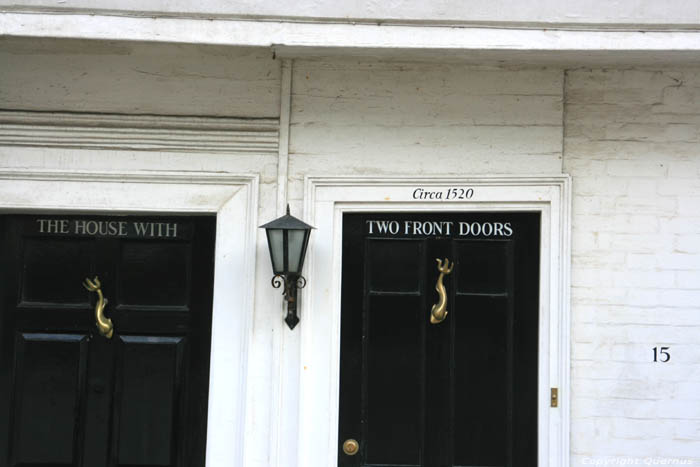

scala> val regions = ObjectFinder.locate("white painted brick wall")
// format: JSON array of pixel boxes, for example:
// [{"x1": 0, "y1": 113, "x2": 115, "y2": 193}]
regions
[
  {"x1": 565, "y1": 68, "x2": 700, "y2": 465},
  {"x1": 287, "y1": 59, "x2": 563, "y2": 205},
  {"x1": 0, "y1": 38, "x2": 281, "y2": 118}
]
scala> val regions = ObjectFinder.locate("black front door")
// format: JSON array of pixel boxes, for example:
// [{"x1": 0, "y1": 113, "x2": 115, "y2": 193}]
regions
[
  {"x1": 339, "y1": 212, "x2": 540, "y2": 467},
  {"x1": 0, "y1": 214, "x2": 215, "y2": 467}
]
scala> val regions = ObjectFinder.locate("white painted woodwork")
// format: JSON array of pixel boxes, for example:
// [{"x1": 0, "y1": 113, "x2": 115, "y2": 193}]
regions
[
  {"x1": 4, "y1": 14, "x2": 700, "y2": 66},
  {"x1": 297, "y1": 176, "x2": 571, "y2": 467},
  {"x1": 0, "y1": 111, "x2": 279, "y2": 153},
  {"x1": 0, "y1": 169, "x2": 258, "y2": 467},
  {"x1": 263, "y1": 57, "x2": 294, "y2": 467},
  {"x1": 276, "y1": 60, "x2": 292, "y2": 214},
  {"x1": 3, "y1": 0, "x2": 700, "y2": 28}
]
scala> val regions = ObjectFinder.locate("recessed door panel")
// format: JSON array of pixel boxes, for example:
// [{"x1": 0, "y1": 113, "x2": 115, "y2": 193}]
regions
[
  {"x1": 367, "y1": 239, "x2": 424, "y2": 294},
  {"x1": 366, "y1": 295, "x2": 424, "y2": 466},
  {"x1": 117, "y1": 241, "x2": 191, "y2": 309},
  {"x1": 20, "y1": 238, "x2": 95, "y2": 307},
  {"x1": 452, "y1": 239, "x2": 513, "y2": 467},
  {"x1": 112, "y1": 335, "x2": 186, "y2": 467},
  {"x1": 364, "y1": 238, "x2": 426, "y2": 466},
  {"x1": 339, "y1": 212, "x2": 539, "y2": 467},
  {"x1": 453, "y1": 240, "x2": 510, "y2": 296},
  {"x1": 453, "y1": 295, "x2": 509, "y2": 467},
  {"x1": 10, "y1": 332, "x2": 88, "y2": 467}
]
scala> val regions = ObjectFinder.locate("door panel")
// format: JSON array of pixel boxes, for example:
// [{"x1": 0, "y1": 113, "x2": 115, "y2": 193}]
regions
[
  {"x1": 453, "y1": 240, "x2": 510, "y2": 295},
  {"x1": 116, "y1": 240, "x2": 191, "y2": 309},
  {"x1": 363, "y1": 238, "x2": 428, "y2": 467},
  {"x1": 365, "y1": 295, "x2": 424, "y2": 466},
  {"x1": 452, "y1": 295, "x2": 509, "y2": 467},
  {"x1": 367, "y1": 239, "x2": 424, "y2": 293},
  {"x1": 0, "y1": 215, "x2": 215, "y2": 467},
  {"x1": 339, "y1": 212, "x2": 539, "y2": 467},
  {"x1": 21, "y1": 238, "x2": 95, "y2": 306},
  {"x1": 10, "y1": 332, "x2": 89, "y2": 467},
  {"x1": 20, "y1": 238, "x2": 96, "y2": 307},
  {"x1": 451, "y1": 240, "x2": 514, "y2": 467},
  {"x1": 112, "y1": 335, "x2": 186, "y2": 467}
]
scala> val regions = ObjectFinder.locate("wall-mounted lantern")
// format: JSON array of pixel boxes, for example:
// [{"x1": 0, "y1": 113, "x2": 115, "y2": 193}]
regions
[{"x1": 260, "y1": 205, "x2": 314, "y2": 329}]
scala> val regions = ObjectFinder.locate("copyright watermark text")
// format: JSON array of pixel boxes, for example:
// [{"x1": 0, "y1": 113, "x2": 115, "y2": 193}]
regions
[{"x1": 581, "y1": 457, "x2": 694, "y2": 466}]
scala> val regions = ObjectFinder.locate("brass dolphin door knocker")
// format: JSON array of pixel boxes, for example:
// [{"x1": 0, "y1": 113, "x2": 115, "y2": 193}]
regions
[
  {"x1": 83, "y1": 276, "x2": 113, "y2": 338},
  {"x1": 430, "y1": 258, "x2": 453, "y2": 324}
]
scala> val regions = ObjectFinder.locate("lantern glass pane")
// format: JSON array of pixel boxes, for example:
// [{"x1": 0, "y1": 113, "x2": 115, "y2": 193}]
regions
[
  {"x1": 267, "y1": 229, "x2": 284, "y2": 274},
  {"x1": 287, "y1": 229, "x2": 308, "y2": 274}
]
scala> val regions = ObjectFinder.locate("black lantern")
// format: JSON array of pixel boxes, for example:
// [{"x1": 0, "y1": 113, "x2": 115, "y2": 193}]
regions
[{"x1": 260, "y1": 205, "x2": 314, "y2": 329}]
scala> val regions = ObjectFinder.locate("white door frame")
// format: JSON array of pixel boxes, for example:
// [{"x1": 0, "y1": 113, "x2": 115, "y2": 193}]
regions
[
  {"x1": 298, "y1": 175, "x2": 571, "y2": 467},
  {"x1": 0, "y1": 168, "x2": 258, "y2": 467}
]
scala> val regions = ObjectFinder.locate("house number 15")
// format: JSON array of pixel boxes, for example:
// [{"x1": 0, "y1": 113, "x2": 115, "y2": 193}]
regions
[{"x1": 653, "y1": 347, "x2": 670, "y2": 362}]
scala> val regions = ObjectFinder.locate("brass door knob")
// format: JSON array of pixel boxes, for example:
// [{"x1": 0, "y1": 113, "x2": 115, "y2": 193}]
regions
[{"x1": 342, "y1": 439, "x2": 359, "y2": 456}]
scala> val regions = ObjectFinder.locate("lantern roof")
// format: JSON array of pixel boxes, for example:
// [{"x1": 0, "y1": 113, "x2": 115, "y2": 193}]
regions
[{"x1": 259, "y1": 205, "x2": 314, "y2": 231}]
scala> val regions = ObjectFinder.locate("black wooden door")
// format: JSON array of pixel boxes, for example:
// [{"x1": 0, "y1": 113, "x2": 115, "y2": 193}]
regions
[
  {"x1": 339, "y1": 212, "x2": 540, "y2": 467},
  {"x1": 0, "y1": 214, "x2": 215, "y2": 467}
]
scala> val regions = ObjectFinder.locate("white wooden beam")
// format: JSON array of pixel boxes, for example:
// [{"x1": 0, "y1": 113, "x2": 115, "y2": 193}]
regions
[{"x1": 3, "y1": 12, "x2": 700, "y2": 65}]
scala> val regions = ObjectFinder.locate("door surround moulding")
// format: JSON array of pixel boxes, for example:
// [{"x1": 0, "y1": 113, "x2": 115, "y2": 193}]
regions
[
  {"x1": 297, "y1": 175, "x2": 571, "y2": 467},
  {"x1": 0, "y1": 168, "x2": 258, "y2": 467}
]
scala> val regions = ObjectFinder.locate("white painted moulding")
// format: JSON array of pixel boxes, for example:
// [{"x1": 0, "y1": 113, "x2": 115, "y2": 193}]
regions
[{"x1": 0, "y1": 111, "x2": 280, "y2": 154}]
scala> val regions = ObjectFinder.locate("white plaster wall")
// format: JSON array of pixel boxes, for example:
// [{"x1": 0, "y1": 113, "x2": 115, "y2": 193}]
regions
[
  {"x1": 565, "y1": 69, "x2": 700, "y2": 465},
  {"x1": 3, "y1": 0, "x2": 700, "y2": 27},
  {"x1": 0, "y1": 38, "x2": 281, "y2": 117},
  {"x1": 287, "y1": 58, "x2": 563, "y2": 205}
]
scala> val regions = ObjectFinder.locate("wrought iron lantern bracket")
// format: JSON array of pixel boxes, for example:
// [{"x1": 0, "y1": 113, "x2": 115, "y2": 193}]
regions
[{"x1": 271, "y1": 273, "x2": 307, "y2": 329}]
